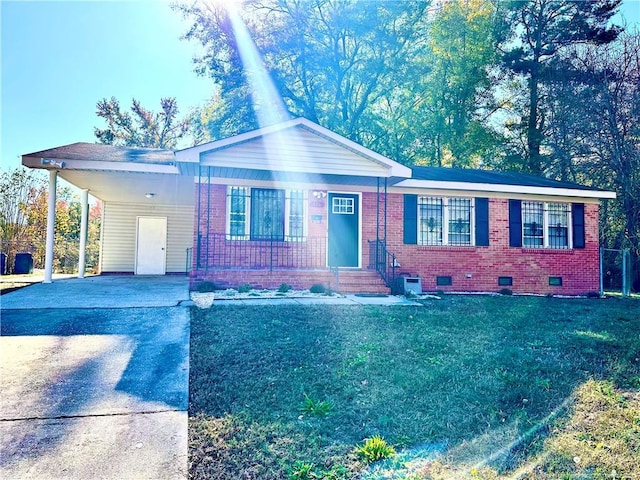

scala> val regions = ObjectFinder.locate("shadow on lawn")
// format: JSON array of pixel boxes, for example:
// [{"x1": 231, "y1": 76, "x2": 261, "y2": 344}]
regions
[{"x1": 188, "y1": 298, "x2": 640, "y2": 479}]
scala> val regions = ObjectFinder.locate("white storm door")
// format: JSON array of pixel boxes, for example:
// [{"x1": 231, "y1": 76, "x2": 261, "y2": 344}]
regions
[{"x1": 135, "y1": 217, "x2": 167, "y2": 275}]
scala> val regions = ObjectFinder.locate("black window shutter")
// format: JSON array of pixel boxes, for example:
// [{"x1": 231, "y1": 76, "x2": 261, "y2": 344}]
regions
[
  {"x1": 475, "y1": 198, "x2": 489, "y2": 246},
  {"x1": 508, "y1": 200, "x2": 522, "y2": 247},
  {"x1": 403, "y1": 194, "x2": 418, "y2": 244},
  {"x1": 572, "y1": 203, "x2": 586, "y2": 249}
]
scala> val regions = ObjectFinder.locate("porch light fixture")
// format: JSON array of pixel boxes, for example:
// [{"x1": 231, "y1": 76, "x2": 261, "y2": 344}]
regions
[
  {"x1": 312, "y1": 190, "x2": 327, "y2": 198},
  {"x1": 145, "y1": 193, "x2": 156, "y2": 199}
]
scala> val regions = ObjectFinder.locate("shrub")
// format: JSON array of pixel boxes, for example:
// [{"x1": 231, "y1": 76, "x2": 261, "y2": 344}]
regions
[
  {"x1": 278, "y1": 283, "x2": 292, "y2": 293},
  {"x1": 499, "y1": 288, "x2": 513, "y2": 296},
  {"x1": 586, "y1": 291, "x2": 601, "y2": 299},
  {"x1": 238, "y1": 283, "x2": 252, "y2": 293},
  {"x1": 196, "y1": 281, "x2": 217, "y2": 293},
  {"x1": 405, "y1": 290, "x2": 417, "y2": 299},
  {"x1": 309, "y1": 283, "x2": 326, "y2": 294},
  {"x1": 356, "y1": 435, "x2": 396, "y2": 463},
  {"x1": 299, "y1": 393, "x2": 333, "y2": 416}
]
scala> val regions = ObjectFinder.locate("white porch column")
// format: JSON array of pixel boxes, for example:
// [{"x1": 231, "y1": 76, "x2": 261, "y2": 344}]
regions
[
  {"x1": 43, "y1": 170, "x2": 57, "y2": 283},
  {"x1": 78, "y1": 189, "x2": 89, "y2": 278}
]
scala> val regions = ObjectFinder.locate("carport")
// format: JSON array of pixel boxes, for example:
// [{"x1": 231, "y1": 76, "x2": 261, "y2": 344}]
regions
[{"x1": 21, "y1": 143, "x2": 194, "y2": 283}]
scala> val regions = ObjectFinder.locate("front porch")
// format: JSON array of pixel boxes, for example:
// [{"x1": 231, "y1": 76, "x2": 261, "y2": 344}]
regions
[{"x1": 189, "y1": 234, "x2": 393, "y2": 294}]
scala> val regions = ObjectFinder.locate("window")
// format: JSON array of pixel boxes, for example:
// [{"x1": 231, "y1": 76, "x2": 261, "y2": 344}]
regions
[
  {"x1": 522, "y1": 201, "x2": 544, "y2": 247},
  {"x1": 448, "y1": 198, "x2": 472, "y2": 245},
  {"x1": 548, "y1": 203, "x2": 570, "y2": 248},
  {"x1": 418, "y1": 197, "x2": 473, "y2": 246},
  {"x1": 287, "y1": 190, "x2": 305, "y2": 240},
  {"x1": 522, "y1": 201, "x2": 571, "y2": 249},
  {"x1": 228, "y1": 187, "x2": 248, "y2": 239},
  {"x1": 227, "y1": 187, "x2": 306, "y2": 241},
  {"x1": 436, "y1": 276, "x2": 452, "y2": 286},
  {"x1": 332, "y1": 197, "x2": 354, "y2": 214},
  {"x1": 549, "y1": 276, "x2": 563, "y2": 286},
  {"x1": 498, "y1": 276, "x2": 513, "y2": 286},
  {"x1": 251, "y1": 188, "x2": 285, "y2": 240}
]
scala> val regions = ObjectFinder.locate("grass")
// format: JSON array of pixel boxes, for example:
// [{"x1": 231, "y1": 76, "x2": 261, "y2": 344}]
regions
[{"x1": 188, "y1": 296, "x2": 640, "y2": 479}]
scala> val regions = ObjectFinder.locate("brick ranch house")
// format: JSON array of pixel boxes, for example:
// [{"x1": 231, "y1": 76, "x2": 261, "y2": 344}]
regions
[{"x1": 23, "y1": 118, "x2": 615, "y2": 295}]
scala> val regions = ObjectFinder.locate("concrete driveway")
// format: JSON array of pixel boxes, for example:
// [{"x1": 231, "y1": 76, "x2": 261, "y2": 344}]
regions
[{"x1": 0, "y1": 275, "x2": 190, "y2": 479}]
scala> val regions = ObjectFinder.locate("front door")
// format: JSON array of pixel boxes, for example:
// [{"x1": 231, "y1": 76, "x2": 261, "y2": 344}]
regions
[
  {"x1": 328, "y1": 193, "x2": 359, "y2": 267},
  {"x1": 135, "y1": 217, "x2": 167, "y2": 275}
]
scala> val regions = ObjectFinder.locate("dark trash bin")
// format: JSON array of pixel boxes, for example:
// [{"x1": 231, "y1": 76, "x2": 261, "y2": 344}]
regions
[
  {"x1": 0, "y1": 252, "x2": 6, "y2": 275},
  {"x1": 14, "y1": 252, "x2": 34, "y2": 275}
]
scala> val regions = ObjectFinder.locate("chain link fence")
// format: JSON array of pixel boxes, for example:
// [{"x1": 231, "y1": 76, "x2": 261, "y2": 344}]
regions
[{"x1": 600, "y1": 248, "x2": 633, "y2": 296}]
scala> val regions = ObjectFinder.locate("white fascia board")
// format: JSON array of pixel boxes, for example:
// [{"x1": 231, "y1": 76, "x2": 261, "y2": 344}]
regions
[
  {"x1": 395, "y1": 179, "x2": 617, "y2": 199},
  {"x1": 22, "y1": 156, "x2": 180, "y2": 175}
]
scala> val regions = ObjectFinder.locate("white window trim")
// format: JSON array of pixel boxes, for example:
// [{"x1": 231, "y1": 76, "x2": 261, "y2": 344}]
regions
[
  {"x1": 226, "y1": 186, "x2": 307, "y2": 241},
  {"x1": 522, "y1": 201, "x2": 572, "y2": 249},
  {"x1": 417, "y1": 197, "x2": 475, "y2": 246}
]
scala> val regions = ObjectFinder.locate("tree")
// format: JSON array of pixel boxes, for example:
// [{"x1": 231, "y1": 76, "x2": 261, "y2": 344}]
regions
[
  {"x1": 499, "y1": 0, "x2": 622, "y2": 174},
  {"x1": 0, "y1": 168, "x2": 44, "y2": 273},
  {"x1": 578, "y1": 33, "x2": 640, "y2": 289},
  {"x1": 176, "y1": 0, "x2": 432, "y2": 163},
  {"x1": 416, "y1": 0, "x2": 503, "y2": 167},
  {"x1": 95, "y1": 97, "x2": 193, "y2": 149}
]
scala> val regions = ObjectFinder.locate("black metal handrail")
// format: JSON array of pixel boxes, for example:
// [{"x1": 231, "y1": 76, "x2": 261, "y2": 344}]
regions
[
  {"x1": 368, "y1": 240, "x2": 397, "y2": 288},
  {"x1": 196, "y1": 233, "x2": 328, "y2": 271}
]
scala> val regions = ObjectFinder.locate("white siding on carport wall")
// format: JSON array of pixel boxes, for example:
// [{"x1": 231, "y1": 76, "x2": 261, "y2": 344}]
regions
[{"x1": 100, "y1": 202, "x2": 193, "y2": 273}]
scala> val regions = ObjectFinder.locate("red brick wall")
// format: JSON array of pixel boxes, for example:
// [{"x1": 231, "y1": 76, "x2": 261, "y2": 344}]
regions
[
  {"x1": 192, "y1": 185, "x2": 601, "y2": 295},
  {"x1": 378, "y1": 194, "x2": 600, "y2": 296}
]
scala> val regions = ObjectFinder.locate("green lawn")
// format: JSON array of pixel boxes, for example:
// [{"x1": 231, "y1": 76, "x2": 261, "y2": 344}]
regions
[{"x1": 188, "y1": 296, "x2": 640, "y2": 479}]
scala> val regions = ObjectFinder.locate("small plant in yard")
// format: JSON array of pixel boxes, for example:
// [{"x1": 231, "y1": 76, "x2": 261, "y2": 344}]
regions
[
  {"x1": 196, "y1": 281, "x2": 217, "y2": 293},
  {"x1": 309, "y1": 283, "x2": 326, "y2": 294},
  {"x1": 288, "y1": 462, "x2": 349, "y2": 480},
  {"x1": 499, "y1": 288, "x2": 513, "y2": 296},
  {"x1": 238, "y1": 283, "x2": 252, "y2": 293},
  {"x1": 289, "y1": 461, "x2": 316, "y2": 480},
  {"x1": 355, "y1": 435, "x2": 396, "y2": 463},
  {"x1": 278, "y1": 283, "x2": 292, "y2": 293},
  {"x1": 299, "y1": 393, "x2": 333, "y2": 416},
  {"x1": 405, "y1": 290, "x2": 417, "y2": 299}
]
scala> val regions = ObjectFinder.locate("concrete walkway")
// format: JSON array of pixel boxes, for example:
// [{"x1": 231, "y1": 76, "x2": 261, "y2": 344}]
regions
[{"x1": 0, "y1": 275, "x2": 190, "y2": 480}]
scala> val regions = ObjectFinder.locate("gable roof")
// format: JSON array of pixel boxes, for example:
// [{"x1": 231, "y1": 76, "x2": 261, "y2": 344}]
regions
[
  {"x1": 175, "y1": 117, "x2": 412, "y2": 180},
  {"x1": 396, "y1": 166, "x2": 616, "y2": 199}
]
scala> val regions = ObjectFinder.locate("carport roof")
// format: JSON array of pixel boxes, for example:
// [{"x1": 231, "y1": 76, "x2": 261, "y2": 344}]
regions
[{"x1": 24, "y1": 142, "x2": 175, "y2": 165}]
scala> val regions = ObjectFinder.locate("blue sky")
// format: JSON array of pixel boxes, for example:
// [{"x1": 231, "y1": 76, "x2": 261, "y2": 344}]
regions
[
  {"x1": 1, "y1": 1, "x2": 212, "y2": 172},
  {"x1": 2, "y1": 0, "x2": 639, "y2": 173}
]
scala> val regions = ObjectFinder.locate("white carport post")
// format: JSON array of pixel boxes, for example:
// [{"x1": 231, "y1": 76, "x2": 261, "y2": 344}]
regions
[
  {"x1": 77, "y1": 189, "x2": 89, "y2": 278},
  {"x1": 43, "y1": 170, "x2": 57, "y2": 284}
]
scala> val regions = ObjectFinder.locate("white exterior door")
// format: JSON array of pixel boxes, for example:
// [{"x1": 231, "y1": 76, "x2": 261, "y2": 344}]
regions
[{"x1": 135, "y1": 217, "x2": 167, "y2": 275}]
